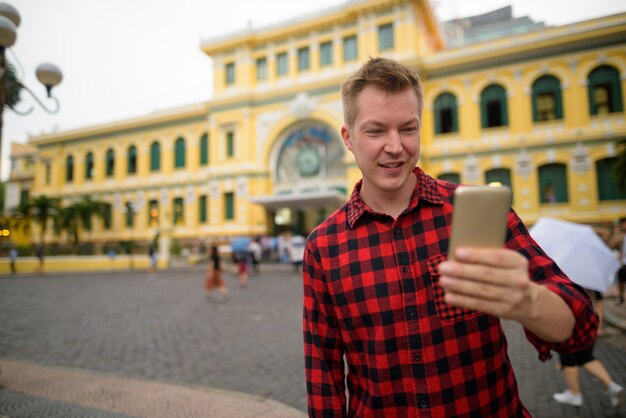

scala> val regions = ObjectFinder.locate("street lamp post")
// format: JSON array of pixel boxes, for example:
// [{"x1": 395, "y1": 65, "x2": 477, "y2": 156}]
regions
[{"x1": 0, "y1": 2, "x2": 62, "y2": 181}]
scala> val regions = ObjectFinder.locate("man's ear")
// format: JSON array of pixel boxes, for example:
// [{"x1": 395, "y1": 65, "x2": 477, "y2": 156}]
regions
[{"x1": 341, "y1": 125, "x2": 353, "y2": 151}]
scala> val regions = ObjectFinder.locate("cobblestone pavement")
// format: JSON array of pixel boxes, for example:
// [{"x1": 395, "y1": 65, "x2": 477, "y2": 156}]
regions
[{"x1": 1, "y1": 266, "x2": 625, "y2": 417}]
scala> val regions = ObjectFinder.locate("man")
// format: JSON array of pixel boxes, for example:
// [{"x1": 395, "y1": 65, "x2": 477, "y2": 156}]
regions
[{"x1": 302, "y1": 57, "x2": 598, "y2": 417}]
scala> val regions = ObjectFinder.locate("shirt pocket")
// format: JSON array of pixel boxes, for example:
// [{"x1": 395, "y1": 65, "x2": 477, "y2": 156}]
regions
[{"x1": 427, "y1": 254, "x2": 480, "y2": 321}]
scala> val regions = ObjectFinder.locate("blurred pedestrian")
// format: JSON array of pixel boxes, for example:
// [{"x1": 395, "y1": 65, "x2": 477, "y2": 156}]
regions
[
  {"x1": 205, "y1": 245, "x2": 228, "y2": 300},
  {"x1": 148, "y1": 244, "x2": 158, "y2": 275},
  {"x1": 36, "y1": 244, "x2": 45, "y2": 274},
  {"x1": 248, "y1": 237, "x2": 262, "y2": 274},
  {"x1": 9, "y1": 247, "x2": 17, "y2": 274},
  {"x1": 236, "y1": 250, "x2": 250, "y2": 288}
]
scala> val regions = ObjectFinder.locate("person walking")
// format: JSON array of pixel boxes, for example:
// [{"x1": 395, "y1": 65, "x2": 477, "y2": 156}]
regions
[
  {"x1": 553, "y1": 289, "x2": 624, "y2": 409},
  {"x1": 8, "y1": 247, "x2": 17, "y2": 274},
  {"x1": 205, "y1": 245, "x2": 228, "y2": 300},
  {"x1": 302, "y1": 57, "x2": 598, "y2": 417},
  {"x1": 36, "y1": 244, "x2": 45, "y2": 274},
  {"x1": 248, "y1": 237, "x2": 262, "y2": 274}
]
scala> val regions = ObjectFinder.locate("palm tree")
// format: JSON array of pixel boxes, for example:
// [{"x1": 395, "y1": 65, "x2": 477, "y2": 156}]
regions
[
  {"x1": 55, "y1": 196, "x2": 107, "y2": 251},
  {"x1": 30, "y1": 195, "x2": 59, "y2": 246}
]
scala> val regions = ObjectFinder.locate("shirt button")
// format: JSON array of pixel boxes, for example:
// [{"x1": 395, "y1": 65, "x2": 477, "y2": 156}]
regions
[
  {"x1": 402, "y1": 267, "x2": 409, "y2": 274},
  {"x1": 394, "y1": 228, "x2": 402, "y2": 238},
  {"x1": 406, "y1": 307, "x2": 417, "y2": 319},
  {"x1": 414, "y1": 353, "x2": 421, "y2": 361},
  {"x1": 417, "y1": 395, "x2": 429, "y2": 409}
]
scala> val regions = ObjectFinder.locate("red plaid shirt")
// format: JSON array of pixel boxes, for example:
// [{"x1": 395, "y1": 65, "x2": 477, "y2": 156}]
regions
[{"x1": 303, "y1": 167, "x2": 597, "y2": 417}]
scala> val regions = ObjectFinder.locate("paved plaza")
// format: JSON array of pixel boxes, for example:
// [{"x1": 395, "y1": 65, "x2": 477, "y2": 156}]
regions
[{"x1": 1, "y1": 265, "x2": 625, "y2": 417}]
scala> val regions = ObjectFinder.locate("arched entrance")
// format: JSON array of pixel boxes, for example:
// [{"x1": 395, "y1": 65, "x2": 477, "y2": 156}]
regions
[{"x1": 250, "y1": 120, "x2": 347, "y2": 236}]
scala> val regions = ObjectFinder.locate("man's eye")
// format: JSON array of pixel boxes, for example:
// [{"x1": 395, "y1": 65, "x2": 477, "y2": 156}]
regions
[
  {"x1": 366, "y1": 130, "x2": 383, "y2": 135},
  {"x1": 402, "y1": 127, "x2": 418, "y2": 134}
]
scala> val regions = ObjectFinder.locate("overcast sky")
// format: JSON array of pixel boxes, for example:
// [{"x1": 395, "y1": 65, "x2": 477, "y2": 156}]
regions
[{"x1": 3, "y1": 0, "x2": 626, "y2": 179}]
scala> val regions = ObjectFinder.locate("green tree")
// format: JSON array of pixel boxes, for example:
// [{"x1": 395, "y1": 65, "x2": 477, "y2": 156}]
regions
[
  {"x1": 55, "y1": 196, "x2": 107, "y2": 251},
  {"x1": 30, "y1": 195, "x2": 59, "y2": 246}
]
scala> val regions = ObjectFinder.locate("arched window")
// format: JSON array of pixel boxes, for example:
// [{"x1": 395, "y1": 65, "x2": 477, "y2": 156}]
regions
[
  {"x1": 85, "y1": 152, "x2": 94, "y2": 180},
  {"x1": 103, "y1": 203, "x2": 112, "y2": 230},
  {"x1": 173, "y1": 197, "x2": 184, "y2": 224},
  {"x1": 125, "y1": 202, "x2": 135, "y2": 227},
  {"x1": 174, "y1": 137, "x2": 186, "y2": 168},
  {"x1": 481, "y1": 84, "x2": 508, "y2": 128},
  {"x1": 538, "y1": 163, "x2": 568, "y2": 204},
  {"x1": 485, "y1": 168, "x2": 511, "y2": 188},
  {"x1": 434, "y1": 92, "x2": 458, "y2": 134},
  {"x1": 127, "y1": 145, "x2": 137, "y2": 174},
  {"x1": 532, "y1": 75, "x2": 563, "y2": 122},
  {"x1": 588, "y1": 65, "x2": 623, "y2": 115},
  {"x1": 485, "y1": 168, "x2": 513, "y2": 202},
  {"x1": 150, "y1": 141, "x2": 161, "y2": 172},
  {"x1": 596, "y1": 157, "x2": 626, "y2": 201},
  {"x1": 66, "y1": 155, "x2": 74, "y2": 182},
  {"x1": 105, "y1": 149, "x2": 115, "y2": 177},
  {"x1": 199, "y1": 133, "x2": 209, "y2": 166},
  {"x1": 438, "y1": 172, "x2": 461, "y2": 184}
]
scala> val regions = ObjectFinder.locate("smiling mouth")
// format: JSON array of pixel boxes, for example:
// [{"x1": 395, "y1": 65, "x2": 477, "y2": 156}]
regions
[{"x1": 379, "y1": 162, "x2": 403, "y2": 168}]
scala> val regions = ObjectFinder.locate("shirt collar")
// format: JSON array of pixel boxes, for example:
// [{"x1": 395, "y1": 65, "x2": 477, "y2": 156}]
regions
[{"x1": 346, "y1": 167, "x2": 445, "y2": 229}]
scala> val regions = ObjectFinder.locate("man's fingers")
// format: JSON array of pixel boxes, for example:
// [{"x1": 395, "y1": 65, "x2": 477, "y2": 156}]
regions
[{"x1": 452, "y1": 247, "x2": 527, "y2": 269}]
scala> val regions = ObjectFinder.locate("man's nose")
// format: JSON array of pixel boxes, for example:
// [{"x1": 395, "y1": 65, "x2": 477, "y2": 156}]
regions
[{"x1": 384, "y1": 131, "x2": 403, "y2": 154}]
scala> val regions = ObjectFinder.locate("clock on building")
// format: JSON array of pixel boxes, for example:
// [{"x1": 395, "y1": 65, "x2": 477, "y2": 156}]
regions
[{"x1": 296, "y1": 143, "x2": 321, "y2": 177}]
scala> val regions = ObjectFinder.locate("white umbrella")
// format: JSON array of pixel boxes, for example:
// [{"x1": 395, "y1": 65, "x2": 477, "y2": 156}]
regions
[{"x1": 529, "y1": 217, "x2": 620, "y2": 292}]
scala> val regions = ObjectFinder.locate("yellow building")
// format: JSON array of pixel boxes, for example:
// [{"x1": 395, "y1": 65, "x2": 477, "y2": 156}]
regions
[{"x1": 16, "y1": 0, "x2": 626, "y2": 259}]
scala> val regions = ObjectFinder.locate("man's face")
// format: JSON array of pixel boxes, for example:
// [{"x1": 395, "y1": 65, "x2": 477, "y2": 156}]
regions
[{"x1": 341, "y1": 85, "x2": 421, "y2": 199}]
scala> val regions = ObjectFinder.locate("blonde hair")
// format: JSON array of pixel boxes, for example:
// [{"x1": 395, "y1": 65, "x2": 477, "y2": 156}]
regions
[{"x1": 341, "y1": 57, "x2": 423, "y2": 128}]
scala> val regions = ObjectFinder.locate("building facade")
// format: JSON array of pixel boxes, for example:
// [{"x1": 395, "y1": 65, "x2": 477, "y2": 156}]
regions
[{"x1": 13, "y1": 0, "x2": 626, "y2": 258}]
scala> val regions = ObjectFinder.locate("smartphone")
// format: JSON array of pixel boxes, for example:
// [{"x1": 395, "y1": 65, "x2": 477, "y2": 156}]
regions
[{"x1": 448, "y1": 185, "x2": 512, "y2": 261}]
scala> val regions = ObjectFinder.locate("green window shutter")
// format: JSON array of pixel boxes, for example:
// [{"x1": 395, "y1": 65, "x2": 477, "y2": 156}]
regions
[
  {"x1": 225, "y1": 62, "x2": 235, "y2": 85},
  {"x1": 320, "y1": 41, "x2": 333, "y2": 67},
  {"x1": 226, "y1": 131, "x2": 234, "y2": 157},
  {"x1": 434, "y1": 93, "x2": 458, "y2": 134},
  {"x1": 298, "y1": 47, "x2": 310, "y2": 71},
  {"x1": 532, "y1": 75, "x2": 563, "y2": 122},
  {"x1": 378, "y1": 23, "x2": 394, "y2": 51},
  {"x1": 127, "y1": 146, "x2": 137, "y2": 174},
  {"x1": 485, "y1": 168, "x2": 513, "y2": 203},
  {"x1": 103, "y1": 204, "x2": 112, "y2": 230},
  {"x1": 125, "y1": 202, "x2": 134, "y2": 227},
  {"x1": 106, "y1": 149, "x2": 115, "y2": 177},
  {"x1": 174, "y1": 137, "x2": 186, "y2": 168},
  {"x1": 150, "y1": 141, "x2": 161, "y2": 171},
  {"x1": 199, "y1": 195, "x2": 207, "y2": 223},
  {"x1": 277, "y1": 52, "x2": 288, "y2": 76},
  {"x1": 481, "y1": 84, "x2": 508, "y2": 128},
  {"x1": 485, "y1": 168, "x2": 511, "y2": 188},
  {"x1": 438, "y1": 172, "x2": 460, "y2": 184},
  {"x1": 343, "y1": 35, "x2": 357, "y2": 61},
  {"x1": 66, "y1": 155, "x2": 74, "y2": 182},
  {"x1": 538, "y1": 163, "x2": 568, "y2": 203},
  {"x1": 224, "y1": 192, "x2": 235, "y2": 221},
  {"x1": 596, "y1": 158, "x2": 626, "y2": 201},
  {"x1": 173, "y1": 197, "x2": 184, "y2": 225},
  {"x1": 85, "y1": 152, "x2": 94, "y2": 179},
  {"x1": 588, "y1": 65, "x2": 623, "y2": 115},
  {"x1": 256, "y1": 57, "x2": 267, "y2": 81},
  {"x1": 200, "y1": 133, "x2": 208, "y2": 165}
]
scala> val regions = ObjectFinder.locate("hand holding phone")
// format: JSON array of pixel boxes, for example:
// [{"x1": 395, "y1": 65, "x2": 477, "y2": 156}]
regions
[{"x1": 448, "y1": 185, "x2": 511, "y2": 261}]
